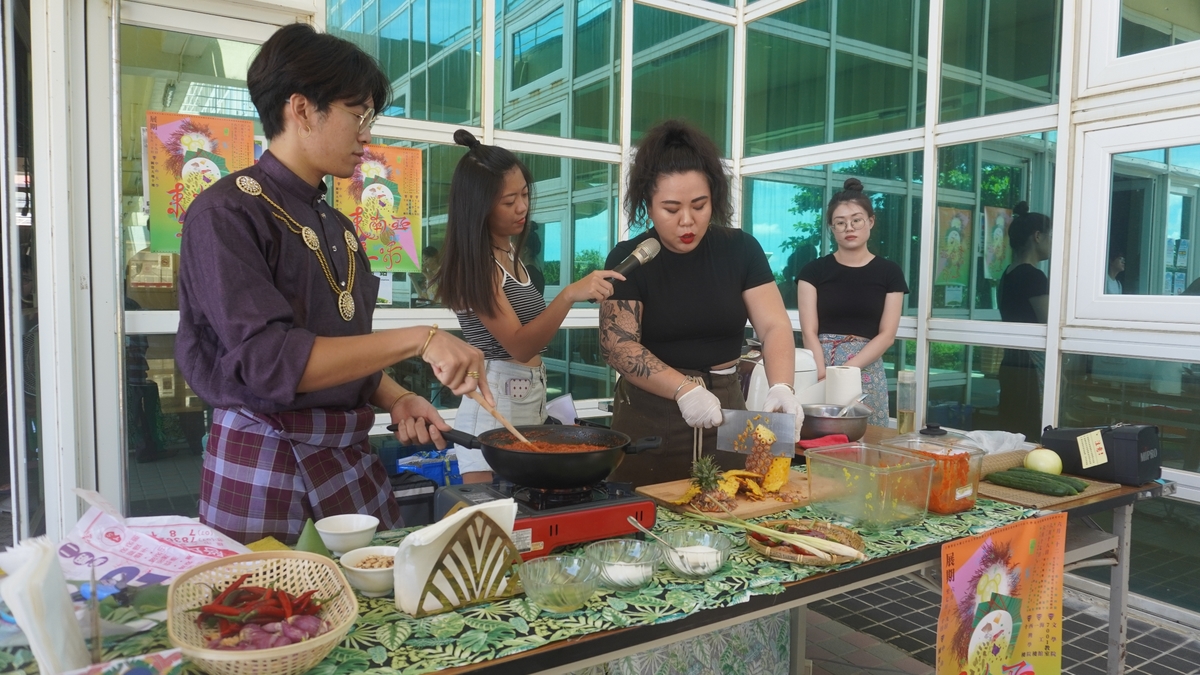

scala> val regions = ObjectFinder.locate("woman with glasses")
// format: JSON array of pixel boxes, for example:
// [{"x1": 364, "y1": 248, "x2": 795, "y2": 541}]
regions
[
  {"x1": 797, "y1": 178, "x2": 908, "y2": 426},
  {"x1": 175, "y1": 23, "x2": 491, "y2": 544},
  {"x1": 434, "y1": 130, "x2": 625, "y2": 483},
  {"x1": 600, "y1": 120, "x2": 803, "y2": 486}
]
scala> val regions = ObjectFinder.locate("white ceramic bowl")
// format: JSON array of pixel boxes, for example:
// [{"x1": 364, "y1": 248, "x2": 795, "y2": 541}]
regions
[
  {"x1": 314, "y1": 514, "x2": 379, "y2": 555},
  {"x1": 339, "y1": 545, "x2": 399, "y2": 597}
]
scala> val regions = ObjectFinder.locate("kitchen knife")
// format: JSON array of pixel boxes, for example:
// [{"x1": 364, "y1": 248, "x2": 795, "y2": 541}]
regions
[{"x1": 716, "y1": 409, "x2": 795, "y2": 458}]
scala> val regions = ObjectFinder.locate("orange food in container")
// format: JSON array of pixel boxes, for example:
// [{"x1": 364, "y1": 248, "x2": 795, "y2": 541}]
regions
[{"x1": 883, "y1": 425, "x2": 985, "y2": 515}]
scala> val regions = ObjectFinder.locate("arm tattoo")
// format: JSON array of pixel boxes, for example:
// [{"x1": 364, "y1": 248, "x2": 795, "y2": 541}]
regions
[{"x1": 600, "y1": 299, "x2": 670, "y2": 380}]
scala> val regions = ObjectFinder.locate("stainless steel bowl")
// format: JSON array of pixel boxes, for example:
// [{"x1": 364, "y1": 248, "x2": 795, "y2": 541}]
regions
[{"x1": 800, "y1": 404, "x2": 870, "y2": 441}]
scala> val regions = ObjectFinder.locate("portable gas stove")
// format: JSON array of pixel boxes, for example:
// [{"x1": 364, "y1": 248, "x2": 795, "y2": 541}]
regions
[{"x1": 434, "y1": 481, "x2": 657, "y2": 560}]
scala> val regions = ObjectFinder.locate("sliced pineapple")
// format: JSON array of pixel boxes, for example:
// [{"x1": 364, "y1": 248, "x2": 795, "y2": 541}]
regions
[
  {"x1": 672, "y1": 484, "x2": 701, "y2": 505},
  {"x1": 753, "y1": 424, "x2": 776, "y2": 446},
  {"x1": 718, "y1": 476, "x2": 741, "y2": 498},
  {"x1": 762, "y1": 456, "x2": 793, "y2": 492},
  {"x1": 736, "y1": 476, "x2": 765, "y2": 497},
  {"x1": 721, "y1": 470, "x2": 764, "y2": 480}
]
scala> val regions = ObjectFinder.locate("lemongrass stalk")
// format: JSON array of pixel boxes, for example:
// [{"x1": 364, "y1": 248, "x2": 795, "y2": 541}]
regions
[{"x1": 684, "y1": 512, "x2": 866, "y2": 561}]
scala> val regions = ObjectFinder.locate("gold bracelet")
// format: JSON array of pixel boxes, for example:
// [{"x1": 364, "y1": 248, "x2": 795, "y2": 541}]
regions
[
  {"x1": 770, "y1": 382, "x2": 796, "y2": 394},
  {"x1": 389, "y1": 391, "x2": 416, "y2": 411},
  {"x1": 673, "y1": 375, "x2": 703, "y2": 401},
  {"x1": 417, "y1": 324, "x2": 438, "y2": 358}
]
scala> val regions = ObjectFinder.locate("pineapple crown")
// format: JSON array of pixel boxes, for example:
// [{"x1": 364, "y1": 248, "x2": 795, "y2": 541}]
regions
[{"x1": 690, "y1": 455, "x2": 723, "y2": 491}]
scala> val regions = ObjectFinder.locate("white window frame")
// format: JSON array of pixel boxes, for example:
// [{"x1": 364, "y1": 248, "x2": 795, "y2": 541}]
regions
[
  {"x1": 1079, "y1": 0, "x2": 1200, "y2": 97},
  {"x1": 503, "y1": 2, "x2": 569, "y2": 102},
  {"x1": 1070, "y1": 112, "x2": 1200, "y2": 330}
]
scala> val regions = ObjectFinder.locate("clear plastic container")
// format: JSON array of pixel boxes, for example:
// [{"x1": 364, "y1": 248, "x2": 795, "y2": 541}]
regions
[
  {"x1": 882, "y1": 425, "x2": 985, "y2": 515},
  {"x1": 804, "y1": 442, "x2": 935, "y2": 530}
]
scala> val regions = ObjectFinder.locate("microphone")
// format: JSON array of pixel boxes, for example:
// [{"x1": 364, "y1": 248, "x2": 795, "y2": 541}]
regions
[{"x1": 610, "y1": 238, "x2": 661, "y2": 276}]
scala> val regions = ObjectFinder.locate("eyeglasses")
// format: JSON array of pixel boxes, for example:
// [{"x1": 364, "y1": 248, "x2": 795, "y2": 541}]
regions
[
  {"x1": 831, "y1": 216, "x2": 869, "y2": 232},
  {"x1": 331, "y1": 104, "x2": 377, "y2": 133}
]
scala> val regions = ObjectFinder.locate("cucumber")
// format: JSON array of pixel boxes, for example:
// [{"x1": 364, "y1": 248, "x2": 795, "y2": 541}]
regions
[
  {"x1": 1008, "y1": 467, "x2": 1089, "y2": 492},
  {"x1": 985, "y1": 469, "x2": 1079, "y2": 496}
]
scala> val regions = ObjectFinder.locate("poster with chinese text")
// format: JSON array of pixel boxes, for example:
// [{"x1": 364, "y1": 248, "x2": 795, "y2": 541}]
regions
[
  {"x1": 936, "y1": 207, "x2": 973, "y2": 287},
  {"x1": 983, "y1": 207, "x2": 1012, "y2": 281},
  {"x1": 333, "y1": 145, "x2": 422, "y2": 273},
  {"x1": 145, "y1": 112, "x2": 255, "y2": 253},
  {"x1": 937, "y1": 512, "x2": 1066, "y2": 675}
]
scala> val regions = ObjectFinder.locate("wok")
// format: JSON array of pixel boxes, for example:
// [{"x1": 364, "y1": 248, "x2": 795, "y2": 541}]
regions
[{"x1": 442, "y1": 426, "x2": 661, "y2": 489}]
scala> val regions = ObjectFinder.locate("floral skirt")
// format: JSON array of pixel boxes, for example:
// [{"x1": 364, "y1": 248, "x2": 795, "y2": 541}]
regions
[{"x1": 820, "y1": 333, "x2": 890, "y2": 427}]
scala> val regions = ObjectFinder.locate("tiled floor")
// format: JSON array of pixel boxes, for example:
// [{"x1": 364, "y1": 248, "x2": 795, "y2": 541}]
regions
[
  {"x1": 809, "y1": 576, "x2": 1200, "y2": 675},
  {"x1": 127, "y1": 451, "x2": 203, "y2": 518}
]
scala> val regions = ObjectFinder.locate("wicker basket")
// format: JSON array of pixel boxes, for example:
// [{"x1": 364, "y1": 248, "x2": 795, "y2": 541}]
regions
[
  {"x1": 745, "y1": 519, "x2": 866, "y2": 567},
  {"x1": 167, "y1": 551, "x2": 358, "y2": 675}
]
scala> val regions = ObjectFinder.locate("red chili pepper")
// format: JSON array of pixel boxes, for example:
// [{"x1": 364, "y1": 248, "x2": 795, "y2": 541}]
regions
[
  {"x1": 293, "y1": 589, "x2": 317, "y2": 615},
  {"x1": 280, "y1": 591, "x2": 293, "y2": 618},
  {"x1": 749, "y1": 532, "x2": 772, "y2": 543},
  {"x1": 200, "y1": 603, "x2": 244, "y2": 617},
  {"x1": 213, "y1": 573, "x2": 252, "y2": 604},
  {"x1": 218, "y1": 618, "x2": 240, "y2": 638}
]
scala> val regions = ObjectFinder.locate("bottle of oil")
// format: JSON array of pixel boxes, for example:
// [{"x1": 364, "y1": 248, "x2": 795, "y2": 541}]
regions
[{"x1": 896, "y1": 370, "x2": 916, "y2": 435}]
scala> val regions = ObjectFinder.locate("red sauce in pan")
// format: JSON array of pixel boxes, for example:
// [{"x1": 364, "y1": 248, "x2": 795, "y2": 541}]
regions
[{"x1": 499, "y1": 441, "x2": 609, "y2": 454}]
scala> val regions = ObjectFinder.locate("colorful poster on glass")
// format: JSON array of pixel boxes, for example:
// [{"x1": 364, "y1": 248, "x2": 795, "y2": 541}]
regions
[
  {"x1": 333, "y1": 145, "x2": 423, "y2": 273},
  {"x1": 937, "y1": 512, "x2": 1066, "y2": 675},
  {"x1": 936, "y1": 207, "x2": 973, "y2": 286},
  {"x1": 145, "y1": 112, "x2": 255, "y2": 253},
  {"x1": 983, "y1": 207, "x2": 1012, "y2": 281}
]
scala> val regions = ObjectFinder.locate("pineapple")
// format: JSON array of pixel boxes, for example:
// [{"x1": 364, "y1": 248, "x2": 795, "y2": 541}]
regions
[
  {"x1": 688, "y1": 456, "x2": 736, "y2": 512},
  {"x1": 745, "y1": 424, "x2": 776, "y2": 475},
  {"x1": 762, "y1": 456, "x2": 792, "y2": 492}
]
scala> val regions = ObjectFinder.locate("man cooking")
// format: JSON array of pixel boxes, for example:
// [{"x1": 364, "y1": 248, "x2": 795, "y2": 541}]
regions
[{"x1": 175, "y1": 23, "x2": 492, "y2": 544}]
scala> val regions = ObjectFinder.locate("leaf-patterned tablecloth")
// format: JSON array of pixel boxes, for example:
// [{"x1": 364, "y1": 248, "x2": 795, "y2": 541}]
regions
[{"x1": 0, "y1": 499, "x2": 1035, "y2": 675}]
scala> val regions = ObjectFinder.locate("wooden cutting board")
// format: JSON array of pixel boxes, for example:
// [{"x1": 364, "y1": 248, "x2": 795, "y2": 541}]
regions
[{"x1": 635, "y1": 471, "x2": 810, "y2": 519}]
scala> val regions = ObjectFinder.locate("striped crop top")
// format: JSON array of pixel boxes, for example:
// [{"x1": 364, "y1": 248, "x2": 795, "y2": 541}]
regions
[{"x1": 457, "y1": 259, "x2": 548, "y2": 360}]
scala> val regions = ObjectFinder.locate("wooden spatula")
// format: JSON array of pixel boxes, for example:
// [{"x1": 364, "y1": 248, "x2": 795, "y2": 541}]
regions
[{"x1": 467, "y1": 391, "x2": 532, "y2": 446}]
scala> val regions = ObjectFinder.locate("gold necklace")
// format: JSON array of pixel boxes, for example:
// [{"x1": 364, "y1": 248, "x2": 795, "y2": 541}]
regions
[{"x1": 236, "y1": 175, "x2": 358, "y2": 321}]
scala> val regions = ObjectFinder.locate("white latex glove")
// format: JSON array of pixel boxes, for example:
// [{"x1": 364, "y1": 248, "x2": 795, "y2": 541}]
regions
[
  {"x1": 764, "y1": 383, "x2": 804, "y2": 439},
  {"x1": 677, "y1": 385, "x2": 724, "y2": 429}
]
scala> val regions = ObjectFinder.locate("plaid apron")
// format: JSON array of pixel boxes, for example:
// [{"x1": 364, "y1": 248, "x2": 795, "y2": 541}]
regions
[{"x1": 199, "y1": 406, "x2": 401, "y2": 545}]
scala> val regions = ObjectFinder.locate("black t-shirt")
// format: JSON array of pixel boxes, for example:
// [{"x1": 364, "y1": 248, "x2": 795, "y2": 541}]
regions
[
  {"x1": 998, "y1": 264, "x2": 1049, "y2": 324},
  {"x1": 797, "y1": 254, "x2": 908, "y2": 339},
  {"x1": 606, "y1": 227, "x2": 775, "y2": 371}
]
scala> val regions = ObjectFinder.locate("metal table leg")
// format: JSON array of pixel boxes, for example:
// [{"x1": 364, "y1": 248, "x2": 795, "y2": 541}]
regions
[
  {"x1": 790, "y1": 605, "x2": 808, "y2": 675},
  {"x1": 1107, "y1": 503, "x2": 1133, "y2": 675}
]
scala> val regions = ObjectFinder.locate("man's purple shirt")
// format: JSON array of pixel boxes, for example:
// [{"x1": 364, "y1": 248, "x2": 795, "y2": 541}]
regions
[{"x1": 176, "y1": 151, "x2": 382, "y2": 413}]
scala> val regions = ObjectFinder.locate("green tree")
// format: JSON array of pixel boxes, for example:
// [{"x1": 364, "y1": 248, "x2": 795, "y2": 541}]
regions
[{"x1": 572, "y1": 249, "x2": 605, "y2": 282}]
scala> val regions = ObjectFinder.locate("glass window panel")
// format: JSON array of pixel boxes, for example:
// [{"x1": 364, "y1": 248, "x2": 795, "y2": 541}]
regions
[
  {"x1": 931, "y1": 134, "x2": 1057, "y2": 320},
  {"x1": 743, "y1": 28, "x2": 827, "y2": 156},
  {"x1": 941, "y1": 0, "x2": 1060, "y2": 122},
  {"x1": 120, "y1": 26, "x2": 262, "y2": 313},
  {"x1": 741, "y1": 173, "x2": 825, "y2": 310},
  {"x1": 332, "y1": 0, "x2": 481, "y2": 124},
  {"x1": 496, "y1": 0, "x2": 620, "y2": 142},
  {"x1": 632, "y1": 4, "x2": 732, "y2": 155},
  {"x1": 1119, "y1": 2, "x2": 1200, "y2": 57},
  {"x1": 833, "y1": 52, "x2": 911, "y2": 142},
  {"x1": 764, "y1": 0, "x2": 830, "y2": 32},
  {"x1": 1060, "y1": 352, "x2": 1200, "y2": 473},
  {"x1": 837, "y1": 0, "x2": 911, "y2": 52},
  {"x1": 572, "y1": 199, "x2": 614, "y2": 283},
  {"x1": 745, "y1": 153, "x2": 920, "y2": 316},
  {"x1": 926, "y1": 341, "x2": 1044, "y2": 438},
  {"x1": 511, "y1": 7, "x2": 564, "y2": 89},
  {"x1": 1109, "y1": 143, "x2": 1200, "y2": 296}
]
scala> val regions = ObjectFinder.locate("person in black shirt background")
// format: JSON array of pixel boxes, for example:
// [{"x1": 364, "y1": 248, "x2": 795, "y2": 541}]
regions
[
  {"x1": 997, "y1": 202, "x2": 1051, "y2": 439},
  {"x1": 797, "y1": 179, "x2": 908, "y2": 427}
]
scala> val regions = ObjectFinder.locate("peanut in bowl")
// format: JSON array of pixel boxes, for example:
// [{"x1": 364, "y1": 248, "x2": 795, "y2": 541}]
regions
[{"x1": 339, "y1": 546, "x2": 399, "y2": 597}]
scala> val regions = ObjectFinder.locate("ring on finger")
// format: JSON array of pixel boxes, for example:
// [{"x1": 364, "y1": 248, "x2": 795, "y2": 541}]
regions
[{"x1": 467, "y1": 371, "x2": 479, "y2": 379}]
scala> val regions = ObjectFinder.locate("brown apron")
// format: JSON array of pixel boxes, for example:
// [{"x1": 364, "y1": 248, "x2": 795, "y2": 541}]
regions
[{"x1": 607, "y1": 369, "x2": 747, "y2": 488}]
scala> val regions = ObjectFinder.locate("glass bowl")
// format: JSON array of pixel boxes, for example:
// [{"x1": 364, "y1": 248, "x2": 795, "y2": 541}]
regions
[
  {"x1": 584, "y1": 539, "x2": 662, "y2": 592},
  {"x1": 520, "y1": 555, "x2": 600, "y2": 612},
  {"x1": 659, "y1": 529, "x2": 733, "y2": 579}
]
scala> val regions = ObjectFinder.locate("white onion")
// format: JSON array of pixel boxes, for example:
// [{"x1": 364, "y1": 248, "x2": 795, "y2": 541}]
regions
[{"x1": 1024, "y1": 449, "x2": 1063, "y2": 475}]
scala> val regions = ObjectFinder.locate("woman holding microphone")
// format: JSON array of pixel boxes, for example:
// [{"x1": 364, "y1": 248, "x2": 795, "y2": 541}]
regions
[
  {"x1": 600, "y1": 120, "x2": 803, "y2": 487},
  {"x1": 434, "y1": 130, "x2": 625, "y2": 482}
]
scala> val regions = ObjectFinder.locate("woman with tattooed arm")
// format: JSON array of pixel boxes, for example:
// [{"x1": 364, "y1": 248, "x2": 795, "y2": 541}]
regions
[{"x1": 599, "y1": 120, "x2": 803, "y2": 486}]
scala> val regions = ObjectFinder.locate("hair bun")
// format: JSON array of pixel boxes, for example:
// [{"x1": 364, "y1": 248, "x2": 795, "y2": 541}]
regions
[
  {"x1": 842, "y1": 178, "x2": 864, "y2": 192},
  {"x1": 453, "y1": 128, "x2": 482, "y2": 150},
  {"x1": 1013, "y1": 201, "x2": 1030, "y2": 216}
]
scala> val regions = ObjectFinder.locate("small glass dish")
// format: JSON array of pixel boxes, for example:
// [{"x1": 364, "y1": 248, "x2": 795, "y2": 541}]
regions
[
  {"x1": 659, "y1": 529, "x2": 733, "y2": 579},
  {"x1": 520, "y1": 555, "x2": 600, "y2": 612},
  {"x1": 584, "y1": 539, "x2": 662, "y2": 592}
]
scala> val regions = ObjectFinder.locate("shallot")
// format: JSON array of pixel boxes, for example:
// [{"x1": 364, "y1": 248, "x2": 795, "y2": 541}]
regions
[{"x1": 207, "y1": 614, "x2": 330, "y2": 650}]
